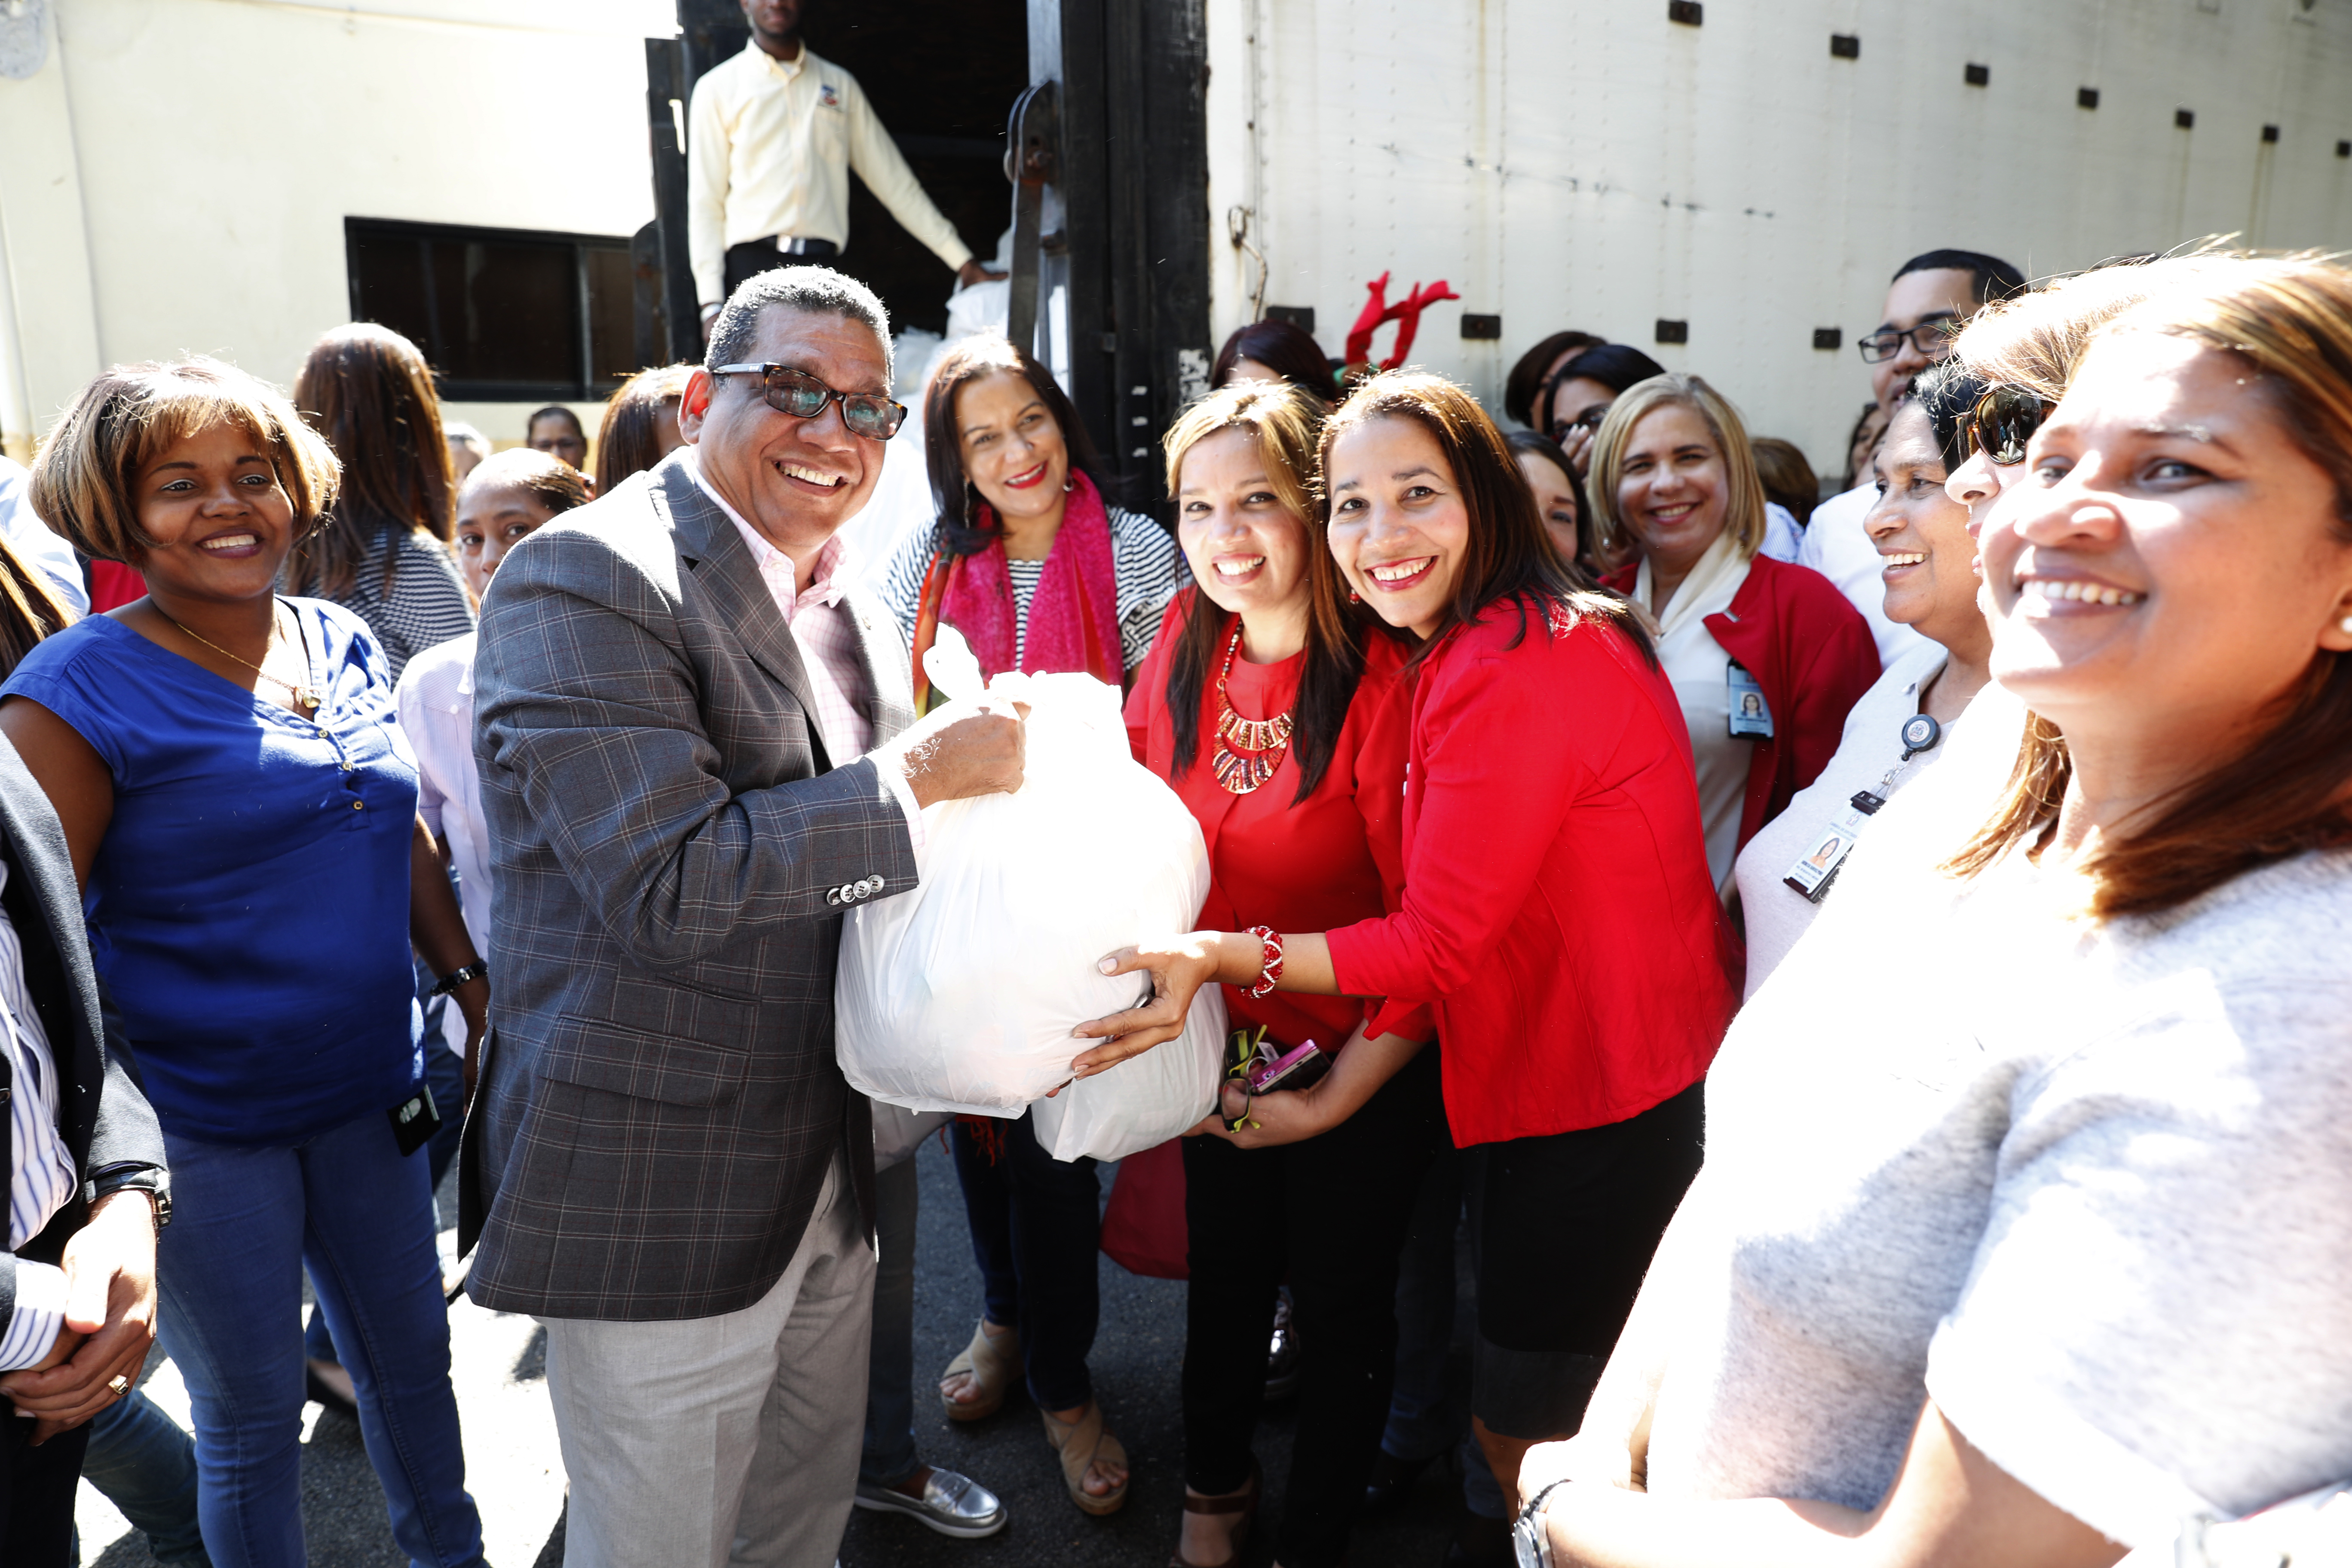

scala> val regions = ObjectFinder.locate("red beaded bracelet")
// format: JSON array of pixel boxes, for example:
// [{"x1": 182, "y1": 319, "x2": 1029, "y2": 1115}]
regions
[{"x1": 1244, "y1": 925, "x2": 1284, "y2": 999}]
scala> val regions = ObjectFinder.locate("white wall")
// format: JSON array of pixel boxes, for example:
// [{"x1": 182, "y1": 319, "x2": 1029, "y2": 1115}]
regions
[
  {"x1": 1204, "y1": 0, "x2": 2352, "y2": 478},
  {"x1": 0, "y1": 0, "x2": 671, "y2": 461}
]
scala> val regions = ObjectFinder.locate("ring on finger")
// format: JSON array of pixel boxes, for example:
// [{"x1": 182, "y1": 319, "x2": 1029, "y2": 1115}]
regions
[{"x1": 107, "y1": 1375, "x2": 130, "y2": 1397}]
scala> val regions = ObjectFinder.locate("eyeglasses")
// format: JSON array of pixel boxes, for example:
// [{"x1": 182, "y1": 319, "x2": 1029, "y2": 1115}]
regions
[
  {"x1": 1545, "y1": 403, "x2": 1612, "y2": 444},
  {"x1": 1856, "y1": 319, "x2": 1960, "y2": 364},
  {"x1": 1964, "y1": 385, "x2": 2052, "y2": 466},
  {"x1": 712, "y1": 363, "x2": 907, "y2": 440}
]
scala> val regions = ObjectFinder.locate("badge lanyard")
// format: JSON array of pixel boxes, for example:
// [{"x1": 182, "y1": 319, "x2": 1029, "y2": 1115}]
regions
[{"x1": 1782, "y1": 712, "x2": 1943, "y2": 904}]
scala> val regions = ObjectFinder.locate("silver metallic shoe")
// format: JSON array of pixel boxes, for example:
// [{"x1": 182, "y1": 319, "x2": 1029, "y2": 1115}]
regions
[{"x1": 854, "y1": 1467, "x2": 1009, "y2": 1539}]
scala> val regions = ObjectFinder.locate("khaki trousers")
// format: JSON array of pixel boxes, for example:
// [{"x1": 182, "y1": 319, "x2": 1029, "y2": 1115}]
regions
[{"x1": 541, "y1": 1158, "x2": 876, "y2": 1568}]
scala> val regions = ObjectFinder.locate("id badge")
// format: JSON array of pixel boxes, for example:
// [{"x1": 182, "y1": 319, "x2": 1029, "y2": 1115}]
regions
[
  {"x1": 1727, "y1": 662, "x2": 1773, "y2": 738},
  {"x1": 1782, "y1": 813, "x2": 1861, "y2": 901},
  {"x1": 1782, "y1": 791, "x2": 1883, "y2": 903}
]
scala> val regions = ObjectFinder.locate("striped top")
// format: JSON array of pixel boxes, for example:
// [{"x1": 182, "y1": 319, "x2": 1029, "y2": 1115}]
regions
[
  {"x1": 0, "y1": 861, "x2": 76, "y2": 1370},
  {"x1": 310, "y1": 524, "x2": 477, "y2": 685},
  {"x1": 877, "y1": 505, "x2": 1188, "y2": 676}
]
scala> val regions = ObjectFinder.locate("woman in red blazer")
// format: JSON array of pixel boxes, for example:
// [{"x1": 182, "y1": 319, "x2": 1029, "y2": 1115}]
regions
[
  {"x1": 1589, "y1": 374, "x2": 1881, "y2": 901},
  {"x1": 1077, "y1": 371, "x2": 1735, "y2": 1512},
  {"x1": 1124, "y1": 380, "x2": 1442, "y2": 1568}
]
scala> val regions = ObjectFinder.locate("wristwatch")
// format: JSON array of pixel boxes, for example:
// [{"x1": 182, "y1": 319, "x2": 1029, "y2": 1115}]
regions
[
  {"x1": 1512, "y1": 1479, "x2": 1571, "y2": 1568},
  {"x1": 429, "y1": 961, "x2": 489, "y2": 998},
  {"x1": 89, "y1": 1167, "x2": 171, "y2": 1233}
]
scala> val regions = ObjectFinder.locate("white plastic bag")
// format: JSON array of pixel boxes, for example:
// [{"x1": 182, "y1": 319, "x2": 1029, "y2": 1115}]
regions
[{"x1": 835, "y1": 628, "x2": 1223, "y2": 1161}]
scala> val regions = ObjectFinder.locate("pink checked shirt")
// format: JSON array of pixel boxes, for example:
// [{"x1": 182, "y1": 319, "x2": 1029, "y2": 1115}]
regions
[{"x1": 690, "y1": 456, "x2": 925, "y2": 842}]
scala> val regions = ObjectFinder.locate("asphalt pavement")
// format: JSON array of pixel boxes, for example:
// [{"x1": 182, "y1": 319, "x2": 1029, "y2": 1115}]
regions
[{"x1": 77, "y1": 1136, "x2": 1480, "y2": 1568}]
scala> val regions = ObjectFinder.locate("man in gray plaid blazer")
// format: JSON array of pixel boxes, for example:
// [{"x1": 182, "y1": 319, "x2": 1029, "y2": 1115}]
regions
[{"x1": 464, "y1": 267, "x2": 1024, "y2": 1568}]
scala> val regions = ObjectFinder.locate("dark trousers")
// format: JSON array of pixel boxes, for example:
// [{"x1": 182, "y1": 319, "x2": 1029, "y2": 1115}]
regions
[
  {"x1": 2, "y1": 1406, "x2": 89, "y2": 1567},
  {"x1": 1183, "y1": 1047, "x2": 1447, "y2": 1568},
  {"x1": 723, "y1": 238, "x2": 840, "y2": 297},
  {"x1": 860, "y1": 1154, "x2": 921, "y2": 1487},
  {"x1": 1468, "y1": 1081, "x2": 1706, "y2": 1440},
  {"x1": 949, "y1": 1110, "x2": 1100, "y2": 1411}
]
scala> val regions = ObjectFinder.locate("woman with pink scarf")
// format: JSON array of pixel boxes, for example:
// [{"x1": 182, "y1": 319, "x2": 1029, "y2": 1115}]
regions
[{"x1": 878, "y1": 335, "x2": 1186, "y2": 1518}]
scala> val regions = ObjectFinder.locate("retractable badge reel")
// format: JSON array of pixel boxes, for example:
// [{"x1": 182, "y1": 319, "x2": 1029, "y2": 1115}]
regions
[{"x1": 1782, "y1": 713, "x2": 1942, "y2": 903}]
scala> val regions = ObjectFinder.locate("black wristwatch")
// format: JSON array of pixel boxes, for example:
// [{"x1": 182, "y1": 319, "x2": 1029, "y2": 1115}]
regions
[
  {"x1": 89, "y1": 1168, "x2": 171, "y2": 1233},
  {"x1": 1512, "y1": 1480, "x2": 1571, "y2": 1568},
  {"x1": 429, "y1": 961, "x2": 489, "y2": 998}
]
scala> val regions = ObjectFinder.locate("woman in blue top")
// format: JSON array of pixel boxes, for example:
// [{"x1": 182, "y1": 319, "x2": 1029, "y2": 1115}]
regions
[{"x1": 0, "y1": 358, "x2": 489, "y2": 1568}]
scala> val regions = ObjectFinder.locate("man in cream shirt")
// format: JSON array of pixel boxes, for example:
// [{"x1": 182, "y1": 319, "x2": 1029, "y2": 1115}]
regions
[{"x1": 689, "y1": 0, "x2": 999, "y2": 338}]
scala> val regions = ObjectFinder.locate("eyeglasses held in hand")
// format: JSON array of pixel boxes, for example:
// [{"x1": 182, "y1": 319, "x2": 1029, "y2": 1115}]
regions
[
  {"x1": 713, "y1": 363, "x2": 907, "y2": 440},
  {"x1": 1856, "y1": 320, "x2": 1959, "y2": 364},
  {"x1": 1545, "y1": 404, "x2": 1612, "y2": 444},
  {"x1": 1964, "y1": 385, "x2": 2052, "y2": 467}
]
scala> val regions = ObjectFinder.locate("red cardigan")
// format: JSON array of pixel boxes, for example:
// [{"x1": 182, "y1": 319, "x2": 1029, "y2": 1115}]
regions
[
  {"x1": 1125, "y1": 596, "x2": 1431, "y2": 1053},
  {"x1": 1605, "y1": 554, "x2": 1880, "y2": 850},
  {"x1": 1325, "y1": 597, "x2": 1734, "y2": 1147}
]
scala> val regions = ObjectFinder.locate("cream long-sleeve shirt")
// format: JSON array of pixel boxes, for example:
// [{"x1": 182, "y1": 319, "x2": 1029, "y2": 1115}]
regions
[{"x1": 687, "y1": 40, "x2": 974, "y2": 307}]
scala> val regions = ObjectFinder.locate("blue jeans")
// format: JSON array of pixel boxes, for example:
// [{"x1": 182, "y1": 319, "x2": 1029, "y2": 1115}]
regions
[
  {"x1": 859, "y1": 1154, "x2": 920, "y2": 1487},
  {"x1": 306, "y1": 994, "x2": 464, "y2": 1366},
  {"x1": 77, "y1": 1388, "x2": 211, "y2": 1565},
  {"x1": 949, "y1": 1112, "x2": 1100, "y2": 1411},
  {"x1": 157, "y1": 1106, "x2": 485, "y2": 1568}
]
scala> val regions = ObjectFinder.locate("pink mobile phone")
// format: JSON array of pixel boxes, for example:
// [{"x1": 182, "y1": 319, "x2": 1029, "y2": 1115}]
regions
[{"x1": 1247, "y1": 1039, "x2": 1330, "y2": 1095}]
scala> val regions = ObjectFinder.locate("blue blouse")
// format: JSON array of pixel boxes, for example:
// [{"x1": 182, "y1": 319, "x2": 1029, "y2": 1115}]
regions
[{"x1": 4, "y1": 600, "x2": 424, "y2": 1144}]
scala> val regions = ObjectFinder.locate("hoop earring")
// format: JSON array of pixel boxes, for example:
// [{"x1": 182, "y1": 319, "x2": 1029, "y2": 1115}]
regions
[{"x1": 1062, "y1": 475, "x2": 1075, "y2": 493}]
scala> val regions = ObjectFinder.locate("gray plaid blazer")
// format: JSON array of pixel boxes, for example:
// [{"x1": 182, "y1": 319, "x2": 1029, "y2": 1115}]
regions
[{"x1": 460, "y1": 449, "x2": 918, "y2": 1322}]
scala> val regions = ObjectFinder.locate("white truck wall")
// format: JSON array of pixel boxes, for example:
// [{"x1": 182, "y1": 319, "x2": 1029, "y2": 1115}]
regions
[
  {"x1": 1204, "y1": 0, "x2": 2352, "y2": 478},
  {"x1": 0, "y1": 0, "x2": 671, "y2": 462}
]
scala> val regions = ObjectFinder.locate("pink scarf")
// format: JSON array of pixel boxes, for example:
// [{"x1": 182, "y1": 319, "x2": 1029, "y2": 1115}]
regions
[{"x1": 923, "y1": 470, "x2": 1124, "y2": 695}]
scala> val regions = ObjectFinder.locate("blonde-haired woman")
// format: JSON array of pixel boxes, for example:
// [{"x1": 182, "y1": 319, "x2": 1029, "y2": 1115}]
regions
[
  {"x1": 1588, "y1": 373, "x2": 1880, "y2": 898},
  {"x1": 0, "y1": 359, "x2": 488, "y2": 1567},
  {"x1": 1514, "y1": 255, "x2": 2352, "y2": 1568},
  {"x1": 1122, "y1": 381, "x2": 1442, "y2": 1568}
]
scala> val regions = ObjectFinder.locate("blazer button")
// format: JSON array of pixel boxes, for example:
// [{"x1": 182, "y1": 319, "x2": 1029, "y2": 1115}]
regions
[
  {"x1": 869, "y1": 875, "x2": 885, "y2": 895},
  {"x1": 853, "y1": 878, "x2": 872, "y2": 899},
  {"x1": 826, "y1": 887, "x2": 841, "y2": 906}
]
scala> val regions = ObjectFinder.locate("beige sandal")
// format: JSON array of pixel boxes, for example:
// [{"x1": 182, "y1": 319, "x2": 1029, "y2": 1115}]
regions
[
  {"x1": 1043, "y1": 1400, "x2": 1130, "y2": 1516},
  {"x1": 938, "y1": 1319, "x2": 1020, "y2": 1422}
]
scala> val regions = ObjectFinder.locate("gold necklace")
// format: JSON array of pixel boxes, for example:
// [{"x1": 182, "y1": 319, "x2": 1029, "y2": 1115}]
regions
[
  {"x1": 157, "y1": 600, "x2": 322, "y2": 714},
  {"x1": 1210, "y1": 625, "x2": 1294, "y2": 795}
]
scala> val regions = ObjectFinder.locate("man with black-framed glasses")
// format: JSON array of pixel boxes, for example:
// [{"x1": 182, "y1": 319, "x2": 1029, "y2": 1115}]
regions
[{"x1": 1797, "y1": 248, "x2": 2025, "y2": 662}]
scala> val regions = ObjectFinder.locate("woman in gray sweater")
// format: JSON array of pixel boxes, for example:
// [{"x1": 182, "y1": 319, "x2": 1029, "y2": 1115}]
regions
[{"x1": 1513, "y1": 256, "x2": 2352, "y2": 1568}]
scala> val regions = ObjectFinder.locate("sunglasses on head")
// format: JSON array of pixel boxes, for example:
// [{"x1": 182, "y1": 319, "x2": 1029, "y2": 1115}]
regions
[
  {"x1": 712, "y1": 363, "x2": 907, "y2": 441},
  {"x1": 1964, "y1": 385, "x2": 2052, "y2": 466}
]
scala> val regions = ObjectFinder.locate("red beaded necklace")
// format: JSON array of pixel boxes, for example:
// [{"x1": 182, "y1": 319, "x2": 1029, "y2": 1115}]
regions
[{"x1": 1210, "y1": 625, "x2": 1294, "y2": 795}]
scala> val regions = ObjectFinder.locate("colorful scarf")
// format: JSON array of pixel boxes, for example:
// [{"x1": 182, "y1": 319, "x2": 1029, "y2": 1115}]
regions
[{"x1": 913, "y1": 469, "x2": 1124, "y2": 708}]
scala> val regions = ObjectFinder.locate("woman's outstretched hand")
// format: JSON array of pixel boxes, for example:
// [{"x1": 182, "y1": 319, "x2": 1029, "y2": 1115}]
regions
[{"x1": 1070, "y1": 932, "x2": 1243, "y2": 1077}]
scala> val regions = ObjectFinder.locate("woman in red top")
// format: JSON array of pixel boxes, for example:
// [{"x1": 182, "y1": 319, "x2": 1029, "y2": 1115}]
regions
[
  {"x1": 1079, "y1": 372, "x2": 1735, "y2": 1510},
  {"x1": 1124, "y1": 382, "x2": 1443, "y2": 1568}
]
